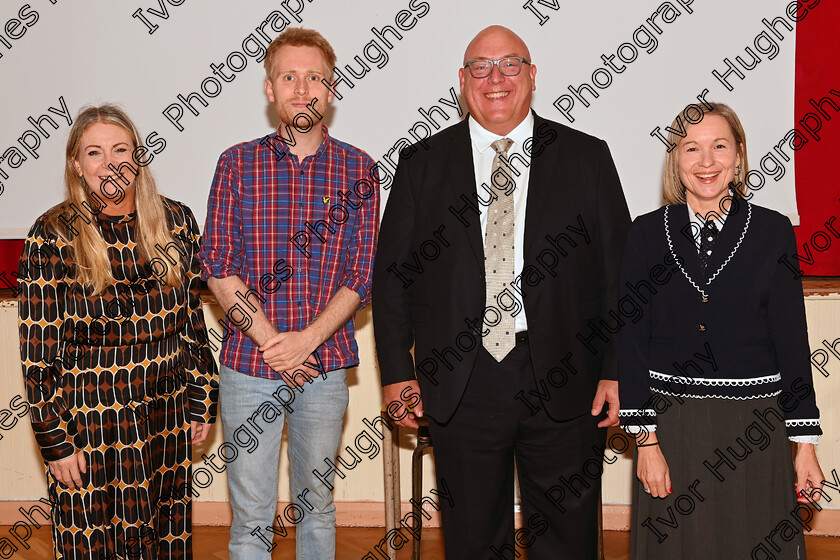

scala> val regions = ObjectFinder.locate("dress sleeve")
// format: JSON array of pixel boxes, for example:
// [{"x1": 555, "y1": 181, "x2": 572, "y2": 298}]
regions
[
  {"x1": 18, "y1": 218, "x2": 78, "y2": 462},
  {"x1": 617, "y1": 219, "x2": 657, "y2": 436},
  {"x1": 174, "y1": 203, "x2": 219, "y2": 424},
  {"x1": 768, "y1": 220, "x2": 821, "y2": 440}
]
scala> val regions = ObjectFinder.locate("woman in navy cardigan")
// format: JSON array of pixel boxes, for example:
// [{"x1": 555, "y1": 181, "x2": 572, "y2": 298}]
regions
[{"x1": 617, "y1": 102, "x2": 825, "y2": 559}]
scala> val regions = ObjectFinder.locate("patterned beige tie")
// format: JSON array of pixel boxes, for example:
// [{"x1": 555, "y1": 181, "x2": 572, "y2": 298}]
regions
[{"x1": 483, "y1": 138, "x2": 516, "y2": 361}]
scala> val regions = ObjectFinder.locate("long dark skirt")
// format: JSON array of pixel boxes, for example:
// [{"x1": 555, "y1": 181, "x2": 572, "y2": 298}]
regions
[{"x1": 630, "y1": 395, "x2": 808, "y2": 560}]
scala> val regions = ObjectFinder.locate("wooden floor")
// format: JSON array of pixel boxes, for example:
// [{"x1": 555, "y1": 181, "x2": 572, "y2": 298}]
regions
[{"x1": 4, "y1": 527, "x2": 839, "y2": 559}]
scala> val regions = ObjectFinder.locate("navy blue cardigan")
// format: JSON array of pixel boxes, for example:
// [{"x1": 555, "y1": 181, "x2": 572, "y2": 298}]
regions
[{"x1": 617, "y1": 199, "x2": 821, "y2": 439}]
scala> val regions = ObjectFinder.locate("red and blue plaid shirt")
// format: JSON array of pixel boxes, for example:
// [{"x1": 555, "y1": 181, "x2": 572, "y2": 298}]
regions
[{"x1": 199, "y1": 125, "x2": 379, "y2": 378}]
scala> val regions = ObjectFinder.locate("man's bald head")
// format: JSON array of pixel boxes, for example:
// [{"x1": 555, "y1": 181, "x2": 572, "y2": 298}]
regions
[
  {"x1": 459, "y1": 25, "x2": 536, "y2": 136},
  {"x1": 463, "y1": 26, "x2": 531, "y2": 65}
]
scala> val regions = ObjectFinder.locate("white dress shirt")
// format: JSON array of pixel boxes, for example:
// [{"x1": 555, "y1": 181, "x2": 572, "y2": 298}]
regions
[
  {"x1": 687, "y1": 201, "x2": 727, "y2": 250},
  {"x1": 468, "y1": 112, "x2": 534, "y2": 333}
]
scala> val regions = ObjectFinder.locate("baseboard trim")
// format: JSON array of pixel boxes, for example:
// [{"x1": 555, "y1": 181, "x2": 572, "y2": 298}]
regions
[
  {"x1": 1, "y1": 501, "x2": 837, "y2": 537},
  {"x1": 601, "y1": 505, "x2": 840, "y2": 537}
]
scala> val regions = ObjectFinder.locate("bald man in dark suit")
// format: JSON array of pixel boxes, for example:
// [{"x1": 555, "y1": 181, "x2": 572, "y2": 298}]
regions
[{"x1": 373, "y1": 26, "x2": 631, "y2": 559}]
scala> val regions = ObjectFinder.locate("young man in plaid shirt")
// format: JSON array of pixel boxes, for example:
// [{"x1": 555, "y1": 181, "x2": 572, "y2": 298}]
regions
[{"x1": 199, "y1": 28, "x2": 379, "y2": 560}]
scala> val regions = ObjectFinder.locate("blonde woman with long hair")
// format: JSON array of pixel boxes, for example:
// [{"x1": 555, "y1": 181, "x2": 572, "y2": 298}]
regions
[
  {"x1": 18, "y1": 104, "x2": 218, "y2": 559},
  {"x1": 617, "y1": 102, "x2": 824, "y2": 559}
]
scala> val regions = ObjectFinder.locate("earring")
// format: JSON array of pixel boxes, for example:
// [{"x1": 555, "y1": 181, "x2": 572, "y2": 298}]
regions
[{"x1": 736, "y1": 165, "x2": 741, "y2": 175}]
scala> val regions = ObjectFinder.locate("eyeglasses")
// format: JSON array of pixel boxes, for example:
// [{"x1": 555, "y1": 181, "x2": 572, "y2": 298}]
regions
[{"x1": 463, "y1": 57, "x2": 531, "y2": 79}]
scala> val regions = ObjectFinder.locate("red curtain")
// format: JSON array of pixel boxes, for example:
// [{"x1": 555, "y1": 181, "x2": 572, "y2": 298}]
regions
[
  {"x1": 794, "y1": 1, "x2": 840, "y2": 276},
  {"x1": 0, "y1": 240, "x2": 24, "y2": 290}
]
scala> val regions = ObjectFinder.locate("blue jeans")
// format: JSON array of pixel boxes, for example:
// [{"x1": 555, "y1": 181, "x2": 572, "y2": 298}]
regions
[{"x1": 219, "y1": 364, "x2": 349, "y2": 560}]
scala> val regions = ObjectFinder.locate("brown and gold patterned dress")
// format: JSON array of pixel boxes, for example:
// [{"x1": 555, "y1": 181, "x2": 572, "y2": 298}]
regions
[{"x1": 18, "y1": 197, "x2": 218, "y2": 560}]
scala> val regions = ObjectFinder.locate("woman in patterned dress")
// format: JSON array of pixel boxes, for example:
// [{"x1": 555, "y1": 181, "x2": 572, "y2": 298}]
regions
[{"x1": 18, "y1": 104, "x2": 218, "y2": 559}]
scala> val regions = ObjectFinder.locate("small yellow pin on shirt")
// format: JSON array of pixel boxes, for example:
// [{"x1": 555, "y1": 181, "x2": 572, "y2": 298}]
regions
[{"x1": 323, "y1": 196, "x2": 330, "y2": 204}]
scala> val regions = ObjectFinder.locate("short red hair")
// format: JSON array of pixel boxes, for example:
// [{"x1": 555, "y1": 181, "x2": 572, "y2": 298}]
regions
[{"x1": 263, "y1": 27, "x2": 336, "y2": 79}]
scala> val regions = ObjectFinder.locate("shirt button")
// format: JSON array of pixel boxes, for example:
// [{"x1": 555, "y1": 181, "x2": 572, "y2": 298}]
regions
[
  {"x1": 699, "y1": 323, "x2": 707, "y2": 332},
  {"x1": 296, "y1": 301, "x2": 302, "y2": 306}
]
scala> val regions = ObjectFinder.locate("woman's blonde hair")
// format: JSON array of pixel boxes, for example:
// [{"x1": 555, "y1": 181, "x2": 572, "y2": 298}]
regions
[
  {"x1": 43, "y1": 104, "x2": 182, "y2": 293},
  {"x1": 662, "y1": 102, "x2": 749, "y2": 205}
]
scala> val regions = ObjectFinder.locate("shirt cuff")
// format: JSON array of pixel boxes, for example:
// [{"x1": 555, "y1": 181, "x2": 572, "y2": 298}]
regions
[
  {"x1": 341, "y1": 277, "x2": 371, "y2": 307},
  {"x1": 789, "y1": 435, "x2": 819, "y2": 444},
  {"x1": 618, "y1": 408, "x2": 657, "y2": 434},
  {"x1": 624, "y1": 425, "x2": 657, "y2": 435},
  {"x1": 200, "y1": 262, "x2": 238, "y2": 282}
]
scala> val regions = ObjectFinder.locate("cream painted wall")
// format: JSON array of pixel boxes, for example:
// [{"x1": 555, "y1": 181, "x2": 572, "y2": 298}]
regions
[{"x1": 1, "y1": 295, "x2": 838, "y2": 511}]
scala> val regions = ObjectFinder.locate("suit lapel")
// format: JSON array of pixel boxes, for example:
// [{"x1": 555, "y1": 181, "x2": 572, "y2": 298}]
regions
[
  {"x1": 452, "y1": 112, "x2": 562, "y2": 262},
  {"x1": 705, "y1": 196, "x2": 749, "y2": 277},
  {"x1": 523, "y1": 113, "x2": 554, "y2": 254},
  {"x1": 446, "y1": 118, "x2": 484, "y2": 264},
  {"x1": 668, "y1": 204, "x2": 703, "y2": 284}
]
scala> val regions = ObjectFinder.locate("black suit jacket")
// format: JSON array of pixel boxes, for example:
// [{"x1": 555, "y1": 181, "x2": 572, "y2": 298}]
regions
[{"x1": 373, "y1": 112, "x2": 631, "y2": 423}]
